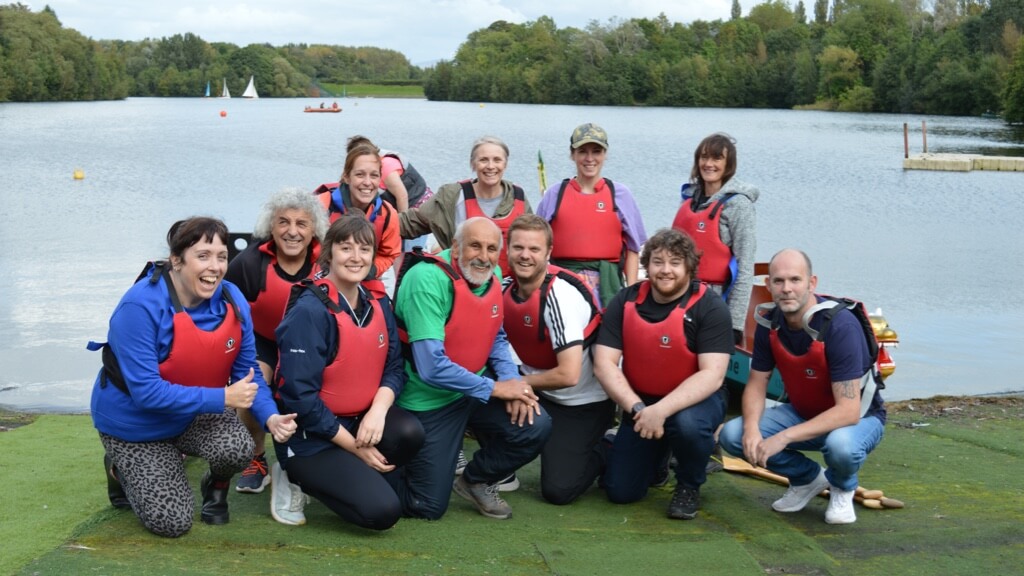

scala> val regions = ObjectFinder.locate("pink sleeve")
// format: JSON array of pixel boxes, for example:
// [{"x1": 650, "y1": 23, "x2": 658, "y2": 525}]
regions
[{"x1": 380, "y1": 156, "x2": 404, "y2": 189}]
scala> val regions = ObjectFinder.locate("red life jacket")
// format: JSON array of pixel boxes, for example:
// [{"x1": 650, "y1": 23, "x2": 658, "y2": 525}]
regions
[
  {"x1": 461, "y1": 180, "x2": 526, "y2": 278},
  {"x1": 395, "y1": 249, "x2": 502, "y2": 374},
  {"x1": 300, "y1": 279, "x2": 389, "y2": 417},
  {"x1": 250, "y1": 240, "x2": 321, "y2": 341},
  {"x1": 756, "y1": 295, "x2": 883, "y2": 419},
  {"x1": 502, "y1": 265, "x2": 601, "y2": 369},
  {"x1": 315, "y1": 183, "x2": 393, "y2": 297},
  {"x1": 671, "y1": 193, "x2": 737, "y2": 286},
  {"x1": 159, "y1": 270, "x2": 242, "y2": 389},
  {"x1": 549, "y1": 178, "x2": 622, "y2": 262},
  {"x1": 621, "y1": 281, "x2": 706, "y2": 397},
  {"x1": 769, "y1": 334, "x2": 834, "y2": 420},
  {"x1": 315, "y1": 183, "x2": 393, "y2": 239}
]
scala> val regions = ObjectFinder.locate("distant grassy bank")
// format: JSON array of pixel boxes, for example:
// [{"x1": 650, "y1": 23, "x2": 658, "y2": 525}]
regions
[{"x1": 320, "y1": 83, "x2": 424, "y2": 99}]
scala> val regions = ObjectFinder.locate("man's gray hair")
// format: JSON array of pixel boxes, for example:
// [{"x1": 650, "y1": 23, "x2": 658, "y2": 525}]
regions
[
  {"x1": 253, "y1": 187, "x2": 329, "y2": 241},
  {"x1": 453, "y1": 216, "x2": 503, "y2": 252}
]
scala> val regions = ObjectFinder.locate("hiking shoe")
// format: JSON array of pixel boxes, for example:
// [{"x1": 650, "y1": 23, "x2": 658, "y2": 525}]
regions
[
  {"x1": 270, "y1": 462, "x2": 307, "y2": 526},
  {"x1": 772, "y1": 469, "x2": 829, "y2": 513},
  {"x1": 103, "y1": 453, "x2": 131, "y2": 510},
  {"x1": 455, "y1": 449, "x2": 469, "y2": 476},
  {"x1": 453, "y1": 476, "x2": 512, "y2": 519},
  {"x1": 200, "y1": 471, "x2": 231, "y2": 525},
  {"x1": 236, "y1": 453, "x2": 270, "y2": 493},
  {"x1": 496, "y1": 473, "x2": 520, "y2": 492},
  {"x1": 825, "y1": 485, "x2": 857, "y2": 525},
  {"x1": 667, "y1": 486, "x2": 700, "y2": 520}
]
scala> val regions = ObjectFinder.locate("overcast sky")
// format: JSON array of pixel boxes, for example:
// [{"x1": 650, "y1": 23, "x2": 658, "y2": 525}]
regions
[{"x1": 28, "y1": 0, "x2": 735, "y2": 65}]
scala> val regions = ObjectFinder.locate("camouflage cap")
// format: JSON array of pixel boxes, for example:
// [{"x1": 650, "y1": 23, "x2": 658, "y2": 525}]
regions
[{"x1": 570, "y1": 123, "x2": 608, "y2": 150}]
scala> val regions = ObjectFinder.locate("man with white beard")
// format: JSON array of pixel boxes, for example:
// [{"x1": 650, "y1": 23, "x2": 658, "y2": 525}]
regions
[{"x1": 392, "y1": 217, "x2": 551, "y2": 520}]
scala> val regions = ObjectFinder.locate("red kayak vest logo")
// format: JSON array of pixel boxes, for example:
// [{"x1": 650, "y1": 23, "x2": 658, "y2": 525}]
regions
[
  {"x1": 596, "y1": 201, "x2": 607, "y2": 212},
  {"x1": 660, "y1": 335, "x2": 671, "y2": 348},
  {"x1": 523, "y1": 315, "x2": 534, "y2": 327},
  {"x1": 225, "y1": 337, "x2": 236, "y2": 353},
  {"x1": 804, "y1": 368, "x2": 817, "y2": 378},
  {"x1": 491, "y1": 304, "x2": 499, "y2": 318},
  {"x1": 377, "y1": 333, "x2": 386, "y2": 348},
  {"x1": 697, "y1": 221, "x2": 707, "y2": 231}
]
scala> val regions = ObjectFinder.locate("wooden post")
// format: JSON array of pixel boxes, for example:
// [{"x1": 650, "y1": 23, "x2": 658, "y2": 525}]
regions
[
  {"x1": 903, "y1": 123, "x2": 909, "y2": 158},
  {"x1": 922, "y1": 120, "x2": 928, "y2": 153}
]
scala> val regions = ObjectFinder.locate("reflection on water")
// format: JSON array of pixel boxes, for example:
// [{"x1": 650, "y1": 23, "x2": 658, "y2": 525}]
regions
[{"x1": 1, "y1": 99, "x2": 1022, "y2": 411}]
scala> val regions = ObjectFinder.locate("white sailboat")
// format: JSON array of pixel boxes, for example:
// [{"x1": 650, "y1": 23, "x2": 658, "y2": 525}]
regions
[
  {"x1": 220, "y1": 78, "x2": 231, "y2": 99},
  {"x1": 241, "y1": 75, "x2": 258, "y2": 99}
]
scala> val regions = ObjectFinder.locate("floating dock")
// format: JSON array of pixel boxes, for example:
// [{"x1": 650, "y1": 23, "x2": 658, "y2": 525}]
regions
[{"x1": 903, "y1": 153, "x2": 1024, "y2": 172}]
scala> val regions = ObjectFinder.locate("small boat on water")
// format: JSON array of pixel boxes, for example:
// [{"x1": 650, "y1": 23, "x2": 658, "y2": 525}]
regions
[
  {"x1": 242, "y1": 75, "x2": 258, "y2": 99},
  {"x1": 304, "y1": 103, "x2": 341, "y2": 113},
  {"x1": 724, "y1": 263, "x2": 898, "y2": 400},
  {"x1": 219, "y1": 78, "x2": 230, "y2": 99}
]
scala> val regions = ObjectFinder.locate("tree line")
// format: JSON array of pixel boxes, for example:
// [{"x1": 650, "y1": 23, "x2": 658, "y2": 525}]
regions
[
  {"x1": 0, "y1": 3, "x2": 422, "y2": 101},
  {"x1": 425, "y1": 0, "x2": 1024, "y2": 121},
  {"x1": 4, "y1": 1, "x2": 1024, "y2": 122}
]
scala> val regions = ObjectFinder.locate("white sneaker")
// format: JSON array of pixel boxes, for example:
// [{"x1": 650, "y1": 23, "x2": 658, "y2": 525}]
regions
[
  {"x1": 825, "y1": 485, "x2": 857, "y2": 524},
  {"x1": 772, "y1": 469, "x2": 829, "y2": 513},
  {"x1": 270, "y1": 462, "x2": 307, "y2": 526}
]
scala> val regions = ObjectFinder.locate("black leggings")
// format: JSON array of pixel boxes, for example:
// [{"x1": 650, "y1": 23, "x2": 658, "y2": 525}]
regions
[{"x1": 286, "y1": 405, "x2": 423, "y2": 530}]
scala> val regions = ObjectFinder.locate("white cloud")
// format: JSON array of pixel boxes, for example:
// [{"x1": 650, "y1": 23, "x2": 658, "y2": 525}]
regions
[{"x1": 28, "y1": 0, "x2": 735, "y2": 64}]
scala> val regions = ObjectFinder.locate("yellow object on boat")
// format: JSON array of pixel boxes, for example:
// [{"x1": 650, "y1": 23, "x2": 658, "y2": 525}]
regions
[{"x1": 73, "y1": 169, "x2": 84, "y2": 180}]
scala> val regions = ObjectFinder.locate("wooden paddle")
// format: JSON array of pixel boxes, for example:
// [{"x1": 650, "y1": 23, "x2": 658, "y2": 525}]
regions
[{"x1": 720, "y1": 455, "x2": 903, "y2": 510}]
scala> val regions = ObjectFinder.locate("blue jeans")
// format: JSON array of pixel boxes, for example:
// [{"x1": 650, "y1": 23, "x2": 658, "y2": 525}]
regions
[
  {"x1": 719, "y1": 403, "x2": 885, "y2": 491},
  {"x1": 604, "y1": 388, "x2": 726, "y2": 504},
  {"x1": 394, "y1": 395, "x2": 551, "y2": 520}
]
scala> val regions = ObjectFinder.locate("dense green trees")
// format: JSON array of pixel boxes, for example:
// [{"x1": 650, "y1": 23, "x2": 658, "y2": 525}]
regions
[
  {"x1": 426, "y1": 0, "x2": 1024, "y2": 117},
  {"x1": 0, "y1": 4, "x2": 129, "y2": 101},
  {"x1": 0, "y1": 3, "x2": 420, "y2": 101},
  {"x1": 3, "y1": 1, "x2": 1024, "y2": 118}
]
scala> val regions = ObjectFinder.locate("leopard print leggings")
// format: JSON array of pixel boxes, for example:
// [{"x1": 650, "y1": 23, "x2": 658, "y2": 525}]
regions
[{"x1": 99, "y1": 409, "x2": 254, "y2": 537}]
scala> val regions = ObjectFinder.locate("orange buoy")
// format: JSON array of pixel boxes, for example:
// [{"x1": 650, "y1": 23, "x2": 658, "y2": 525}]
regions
[
  {"x1": 73, "y1": 169, "x2": 85, "y2": 180},
  {"x1": 220, "y1": 110, "x2": 227, "y2": 117}
]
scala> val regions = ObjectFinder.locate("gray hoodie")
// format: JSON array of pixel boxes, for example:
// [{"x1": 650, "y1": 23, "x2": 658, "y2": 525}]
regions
[{"x1": 684, "y1": 178, "x2": 759, "y2": 334}]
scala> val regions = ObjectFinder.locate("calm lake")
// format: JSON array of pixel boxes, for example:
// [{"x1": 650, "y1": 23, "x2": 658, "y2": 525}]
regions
[{"x1": 1, "y1": 97, "x2": 1022, "y2": 412}]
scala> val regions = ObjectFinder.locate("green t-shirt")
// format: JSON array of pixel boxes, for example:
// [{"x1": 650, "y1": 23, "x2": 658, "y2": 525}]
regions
[{"x1": 394, "y1": 249, "x2": 498, "y2": 412}]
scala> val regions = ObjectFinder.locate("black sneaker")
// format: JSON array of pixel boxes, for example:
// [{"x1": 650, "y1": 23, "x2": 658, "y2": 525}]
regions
[
  {"x1": 236, "y1": 453, "x2": 270, "y2": 493},
  {"x1": 667, "y1": 486, "x2": 700, "y2": 520}
]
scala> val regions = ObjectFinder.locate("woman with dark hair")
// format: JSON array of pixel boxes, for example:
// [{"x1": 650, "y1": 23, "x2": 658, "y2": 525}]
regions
[
  {"x1": 89, "y1": 216, "x2": 297, "y2": 538},
  {"x1": 269, "y1": 215, "x2": 424, "y2": 530},
  {"x1": 672, "y1": 133, "x2": 759, "y2": 345}
]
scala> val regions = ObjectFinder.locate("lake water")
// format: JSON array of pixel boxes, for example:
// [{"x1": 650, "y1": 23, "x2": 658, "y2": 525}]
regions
[{"x1": 1, "y1": 97, "x2": 1022, "y2": 412}]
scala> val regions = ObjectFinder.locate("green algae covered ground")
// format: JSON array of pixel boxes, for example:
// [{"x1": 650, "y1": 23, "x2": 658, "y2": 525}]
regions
[{"x1": 2, "y1": 397, "x2": 1021, "y2": 576}]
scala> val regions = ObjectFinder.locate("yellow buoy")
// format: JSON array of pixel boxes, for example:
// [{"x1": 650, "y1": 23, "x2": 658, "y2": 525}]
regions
[{"x1": 73, "y1": 169, "x2": 85, "y2": 180}]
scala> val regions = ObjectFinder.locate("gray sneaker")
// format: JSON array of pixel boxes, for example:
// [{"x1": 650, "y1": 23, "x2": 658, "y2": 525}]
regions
[
  {"x1": 772, "y1": 469, "x2": 829, "y2": 513},
  {"x1": 453, "y1": 476, "x2": 512, "y2": 519},
  {"x1": 270, "y1": 462, "x2": 308, "y2": 526}
]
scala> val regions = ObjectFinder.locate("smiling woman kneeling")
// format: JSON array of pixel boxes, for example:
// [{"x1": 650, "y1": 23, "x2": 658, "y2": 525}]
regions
[
  {"x1": 90, "y1": 217, "x2": 297, "y2": 538},
  {"x1": 270, "y1": 215, "x2": 425, "y2": 530}
]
